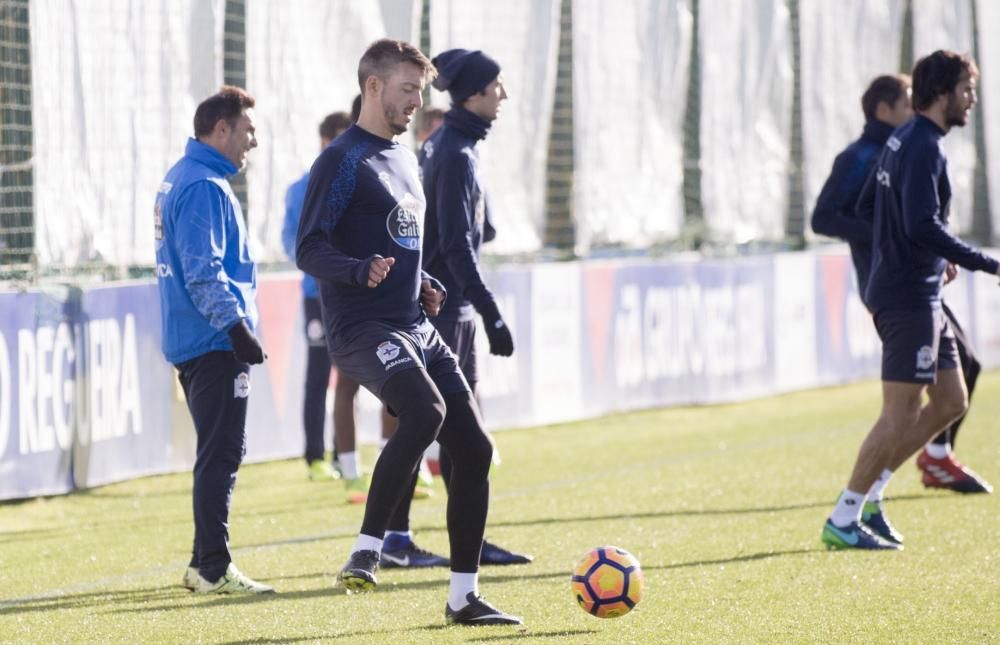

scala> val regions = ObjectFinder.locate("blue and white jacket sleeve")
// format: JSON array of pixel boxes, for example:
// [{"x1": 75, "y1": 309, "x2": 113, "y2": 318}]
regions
[
  {"x1": 901, "y1": 143, "x2": 999, "y2": 274},
  {"x1": 281, "y1": 181, "x2": 301, "y2": 262},
  {"x1": 174, "y1": 181, "x2": 245, "y2": 331},
  {"x1": 435, "y1": 153, "x2": 495, "y2": 313},
  {"x1": 295, "y1": 149, "x2": 372, "y2": 286}
]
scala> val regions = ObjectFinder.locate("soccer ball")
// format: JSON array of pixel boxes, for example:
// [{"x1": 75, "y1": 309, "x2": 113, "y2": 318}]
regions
[{"x1": 571, "y1": 545, "x2": 644, "y2": 618}]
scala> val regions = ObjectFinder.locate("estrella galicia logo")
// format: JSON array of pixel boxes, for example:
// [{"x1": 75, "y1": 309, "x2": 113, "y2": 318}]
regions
[
  {"x1": 386, "y1": 192, "x2": 424, "y2": 250},
  {"x1": 376, "y1": 341, "x2": 401, "y2": 365}
]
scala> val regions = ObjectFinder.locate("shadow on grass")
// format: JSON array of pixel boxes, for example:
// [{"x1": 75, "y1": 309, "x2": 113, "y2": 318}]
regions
[
  {"x1": 0, "y1": 492, "x2": 351, "y2": 546},
  {"x1": 237, "y1": 493, "x2": 938, "y2": 546},
  {"x1": 212, "y1": 623, "x2": 571, "y2": 644},
  {"x1": 481, "y1": 493, "x2": 939, "y2": 531},
  {"x1": 1, "y1": 546, "x2": 818, "y2": 616}
]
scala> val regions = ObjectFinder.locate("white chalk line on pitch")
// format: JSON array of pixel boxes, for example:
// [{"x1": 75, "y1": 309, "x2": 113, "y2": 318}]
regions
[{"x1": 0, "y1": 421, "x2": 858, "y2": 609}]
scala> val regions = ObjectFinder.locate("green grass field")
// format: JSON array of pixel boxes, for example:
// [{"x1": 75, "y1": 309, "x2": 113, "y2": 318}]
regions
[{"x1": 2, "y1": 376, "x2": 999, "y2": 643}]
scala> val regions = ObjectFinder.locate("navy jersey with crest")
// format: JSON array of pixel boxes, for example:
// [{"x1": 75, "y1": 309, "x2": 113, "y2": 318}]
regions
[
  {"x1": 296, "y1": 125, "x2": 433, "y2": 350},
  {"x1": 861, "y1": 115, "x2": 998, "y2": 310}
]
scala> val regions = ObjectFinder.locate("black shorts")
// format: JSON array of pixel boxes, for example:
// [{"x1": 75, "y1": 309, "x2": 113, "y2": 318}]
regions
[
  {"x1": 331, "y1": 321, "x2": 469, "y2": 398},
  {"x1": 875, "y1": 305, "x2": 959, "y2": 384},
  {"x1": 432, "y1": 317, "x2": 479, "y2": 386}
]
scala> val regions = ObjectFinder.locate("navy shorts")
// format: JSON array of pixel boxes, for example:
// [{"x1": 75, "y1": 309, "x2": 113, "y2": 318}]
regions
[
  {"x1": 331, "y1": 321, "x2": 469, "y2": 398},
  {"x1": 431, "y1": 317, "x2": 479, "y2": 386},
  {"x1": 874, "y1": 306, "x2": 959, "y2": 384}
]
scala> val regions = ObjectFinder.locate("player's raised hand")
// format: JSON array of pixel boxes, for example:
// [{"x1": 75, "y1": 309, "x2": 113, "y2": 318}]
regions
[
  {"x1": 367, "y1": 255, "x2": 395, "y2": 288},
  {"x1": 420, "y1": 279, "x2": 444, "y2": 316}
]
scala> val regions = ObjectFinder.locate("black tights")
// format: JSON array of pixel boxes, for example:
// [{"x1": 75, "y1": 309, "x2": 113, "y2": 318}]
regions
[{"x1": 364, "y1": 369, "x2": 492, "y2": 572}]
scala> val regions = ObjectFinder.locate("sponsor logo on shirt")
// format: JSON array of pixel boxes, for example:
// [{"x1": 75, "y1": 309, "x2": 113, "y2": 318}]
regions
[
  {"x1": 386, "y1": 192, "x2": 424, "y2": 251},
  {"x1": 886, "y1": 136, "x2": 900, "y2": 151},
  {"x1": 876, "y1": 168, "x2": 891, "y2": 188},
  {"x1": 383, "y1": 356, "x2": 413, "y2": 371}
]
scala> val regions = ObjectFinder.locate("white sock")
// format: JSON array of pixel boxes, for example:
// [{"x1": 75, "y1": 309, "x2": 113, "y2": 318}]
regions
[
  {"x1": 448, "y1": 572, "x2": 478, "y2": 610},
  {"x1": 829, "y1": 489, "x2": 865, "y2": 527},
  {"x1": 925, "y1": 442, "x2": 950, "y2": 459},
  {"x1": 340, "y1": 451, "x2": 360, "y2": 480},
  {"x1": 352, "y1": 533, "x2": 383, "y2": 556},
  {"x1": 866, "y1": 469, "x2": 893, "y2": 504}
]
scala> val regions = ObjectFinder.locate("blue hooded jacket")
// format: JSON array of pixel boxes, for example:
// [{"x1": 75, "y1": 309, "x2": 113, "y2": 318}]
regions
[
  {"x1": 154, "y1": 138, "x2": 258, "y2": 364},
  {"x1": 281, "y1": 171, "x2": 319, "y2": 298}
]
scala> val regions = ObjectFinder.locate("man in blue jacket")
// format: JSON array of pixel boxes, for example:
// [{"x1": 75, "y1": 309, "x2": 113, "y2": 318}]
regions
[
  {"x1": 155, "y1": 86, "x2": 273, "y2": 593},
  {"x1": 821, "y1": 51, "x2": 999, "y2": 550},
  {"x1": 296, "y1": 39, "x2": 521, "y2": 625},
  {"x1": 379, "y1": 48, "x2": 533, "y2": 570}
]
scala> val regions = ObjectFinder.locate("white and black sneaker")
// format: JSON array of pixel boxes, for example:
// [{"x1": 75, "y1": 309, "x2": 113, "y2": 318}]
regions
[
  {"x1": 194, "y1": 563, "x2": 275, "y2": 594},
  {"x1": 337, "y1": 549, "x2": 379, "y2": 593},
  {"x1": 445, "y1": 592, "x2": 523, "y2": 626},
  {"x1": 182, "y1": 566, "x2": 199, "y2": 591}
]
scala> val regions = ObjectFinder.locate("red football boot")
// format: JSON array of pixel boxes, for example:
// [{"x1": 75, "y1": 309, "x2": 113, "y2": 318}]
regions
[{"x1": 917, "y1": 449, "x2": 993, "y2": 494}]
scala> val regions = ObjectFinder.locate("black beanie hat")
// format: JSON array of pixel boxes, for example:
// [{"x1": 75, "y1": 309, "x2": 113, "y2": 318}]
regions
[{"x1": 431, "y1": 48, "x2": 501, "y2": 104}]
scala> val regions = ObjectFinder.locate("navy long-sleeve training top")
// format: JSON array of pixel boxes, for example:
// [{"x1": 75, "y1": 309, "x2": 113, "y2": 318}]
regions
[
  {"x1": 419, "y1": 107, "x2": 498, "y2": 322},
  {"x1": 295, "y1": 124, "x2": 442, "y2": 351},
  {"x1": 811, "y1": 120, "x2": 894, "y2": 305},
  {"x1": 862, "y1": 115, "x2": 998, "y2": 310}
]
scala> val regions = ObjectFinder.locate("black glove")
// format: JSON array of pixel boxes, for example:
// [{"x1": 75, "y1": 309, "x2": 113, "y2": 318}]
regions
[
  {"x1": 227, "y1": 319, "x2": 266, "y2": 365},
  {"x1": 480, "y1": 301, "x2": 514, "y2": 357}
]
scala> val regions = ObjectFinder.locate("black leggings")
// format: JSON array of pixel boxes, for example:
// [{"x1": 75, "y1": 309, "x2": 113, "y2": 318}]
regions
[{"x1": 363, "y1": 368, "x2": 493, "y2": 572}]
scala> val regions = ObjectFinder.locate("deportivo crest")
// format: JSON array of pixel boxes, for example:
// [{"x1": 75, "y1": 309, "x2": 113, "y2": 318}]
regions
[
  {"x1": 378, "y1": 171, "x2": 394, "y2": 196},
  {"x1": 376, "y1": 341, "x2": 401, "y2": 365},
  {"x1": 916, "y1": 345, "x2": 934, "y2": 370},
  {"x1": 234, "y1": 372, "x2": 251, "y2": 399},
  {"x1": 386, "y1": 192, "x2": 424, "y2": 250}
]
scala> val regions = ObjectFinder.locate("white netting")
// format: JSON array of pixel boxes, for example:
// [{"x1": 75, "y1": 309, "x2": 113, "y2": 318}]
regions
[
  {"x1": 428, "y1": 0, "x2": 561, "y2": 254},
  {"x1": 572, "y1": 0, "x2": 692, "y2": 252},
  {"x1": 799, "y1": 0, "x2": 905, "y2": 236},
  {"x1": 699, "y1": 0, "x2": 793, "y2": 243},
  {"x1": 244, "y1": 0, "x2": 419, "y2": 263},
  {"x1": 31, "y1": 0, "x2": 225, "y2": 268},
  {"x1": 978, "y1": 0, "x2": 1000, "y2": 234},
  {"x1": 913, "y1": 0, "x2": 976, "y2": 235}
]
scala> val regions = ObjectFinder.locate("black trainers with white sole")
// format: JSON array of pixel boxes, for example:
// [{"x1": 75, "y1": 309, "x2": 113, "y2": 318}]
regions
[
  {"x1": 337, "y1": 549, "x2": 379, "y2": 593},
  {"x1": 445, "y1": 592, "x2": 523, "y2": 626}
]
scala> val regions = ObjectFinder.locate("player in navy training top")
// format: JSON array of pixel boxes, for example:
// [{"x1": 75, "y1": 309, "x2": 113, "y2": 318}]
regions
[
  {"x1": 814, "y1": 74, "x2": 992, "y2": 553},
  {"x1": 295, "y1": 39, "x2": 521, "y2": 626},
  {"x1": 379, "y1": 48, "x2": 534, "y2": 569},
  {"x1": 822, "y1": 51, "x2": 1000, "y2": 551}
]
